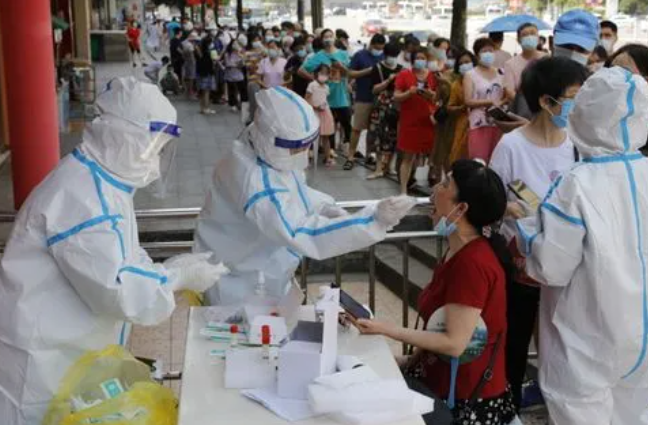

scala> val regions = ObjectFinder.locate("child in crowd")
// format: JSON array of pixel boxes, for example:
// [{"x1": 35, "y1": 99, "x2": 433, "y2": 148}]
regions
[{"x1": 306, "y1": 64, "x2": 335, "y2": 167}]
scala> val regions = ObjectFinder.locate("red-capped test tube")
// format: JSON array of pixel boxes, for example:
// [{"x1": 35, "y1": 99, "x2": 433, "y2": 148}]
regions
[
  {"x1": 230, "y1": 324, "x2": 239, "y2": 348},
  {"x1": 261, "y1": 325, "x2": 271, "y2": 359}
]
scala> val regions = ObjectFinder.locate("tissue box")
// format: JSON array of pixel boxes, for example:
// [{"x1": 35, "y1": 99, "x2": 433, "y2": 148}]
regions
[
  {"x1": 277, "y1": 298, "x2": 338, "y2": 400},
  {"x1": 278, "y1": 341, "x2": 323, "y2": 400}
]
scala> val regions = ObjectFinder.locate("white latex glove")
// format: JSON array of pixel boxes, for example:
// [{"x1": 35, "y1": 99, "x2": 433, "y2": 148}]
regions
[
  {"x1": 375, "y1": 195, "x2": 416, "y2": 228},
  {"x1": 319, "y1": 203, "x2": 348, "y2": 218},
  {"x1": 165, "y1": 253, "x2": 230, "y2": 292}
]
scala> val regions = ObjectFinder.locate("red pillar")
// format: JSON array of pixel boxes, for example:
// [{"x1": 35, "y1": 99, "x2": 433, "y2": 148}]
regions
[{"x1": 0, "y1": 0, "x2": 60, "y2": 209}]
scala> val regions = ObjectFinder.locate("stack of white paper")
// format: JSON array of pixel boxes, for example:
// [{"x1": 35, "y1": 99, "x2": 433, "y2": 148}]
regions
[{"x1": 241, "y1": 385, "x2": 317, "y2": 422}]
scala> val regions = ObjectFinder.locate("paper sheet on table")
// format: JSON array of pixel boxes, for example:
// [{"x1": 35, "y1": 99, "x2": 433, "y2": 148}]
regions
[{"x1": 241, "y1": 386, "x2": 318, "y2": 422}]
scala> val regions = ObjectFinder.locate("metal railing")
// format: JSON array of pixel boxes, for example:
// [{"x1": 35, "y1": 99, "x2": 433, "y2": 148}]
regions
[
  {"x1": 0, "y1": 198, "x2": 430, "y2": 223},
  {"x1": 0, "y1": 199, "x2": 538, "y2": 359}
]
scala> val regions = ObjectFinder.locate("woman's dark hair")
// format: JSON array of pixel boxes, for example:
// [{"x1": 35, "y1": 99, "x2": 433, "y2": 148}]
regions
[
  {"x1": 447, "y1": 45, "x2": 460, "y2": 60},
  {"x1": 453, "y1": 50, "x2": 477, "y2": 74},
  {"x1": 321, "y1": 28, "x2": 334, "y2": 39},
  {"x1": 592, "y1": 45, "x2": 609, "y2": 61},
  {"x1": 403, "y1": 34, "x2": 420, "y2": 49},
  {"x1": 473, "y1": 37, "x2": 495, "y2": 55},
  {"x1": 521, "y1": 56, "x2": 589, "y2": 114},
  {"x1": 370, "y1": 33, "x2": 387, "y2": 46},
  {"x1": 606, "y1": 43, "x2": 648, "y2": 77},
  {"x1": 291, "y1": 39, "x2": 305, "y2": 52},
  {"x1": 281, "y1": 21, "x2": 295, "y2": 31},
  {"x1": 312, "y1": 37, "x2": 324, "y2": 53},
  {"x1": 433, "y1": 37, "x2": 450, "y2": 49},
  {"x1": 410, "y1": 46, "x2": 428, "y2": 65},
  {"x1": 248, "y1": 34, "x2": 262, "y2": 50},
  {"x1": 314, "y1": 64, "x2": 331, "y2": 76},
  {"x1": 336, "y1": 29, "x2": 349, "y2": 40},
  {"x1": 384, "y1": 42, "x2": 401, "y2": 58},
  {"x1": 451, "y1": 159, "x2": 515, "y2": 282}
]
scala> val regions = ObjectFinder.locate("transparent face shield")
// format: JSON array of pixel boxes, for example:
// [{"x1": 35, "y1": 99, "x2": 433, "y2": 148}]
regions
[
  {"x1": 142, "y1": 121, "x2": 182, "y2": 198},
  {"x1": 274, "y1": 130, "x2": 319, "y2": 171}
]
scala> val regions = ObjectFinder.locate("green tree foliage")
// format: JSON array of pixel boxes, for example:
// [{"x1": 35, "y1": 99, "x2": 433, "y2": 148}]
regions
[{"x1": 621, "y1": 0, "x2": 648, "y2": 15}]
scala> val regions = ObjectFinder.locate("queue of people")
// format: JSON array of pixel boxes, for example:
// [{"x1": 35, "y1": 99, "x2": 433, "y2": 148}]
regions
[{"x1": 356, "y1": 8, "x2": 648, "y2": 425}]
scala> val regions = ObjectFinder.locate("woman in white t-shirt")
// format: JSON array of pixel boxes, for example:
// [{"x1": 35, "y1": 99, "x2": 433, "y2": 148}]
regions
[{"x1": 489, "y1": 56, "x2": 589, "y2": 412}]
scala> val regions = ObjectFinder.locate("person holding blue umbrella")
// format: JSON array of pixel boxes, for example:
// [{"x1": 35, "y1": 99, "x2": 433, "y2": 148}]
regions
[{"x1": 481, "y1": 14, "x2": 552, "y2": 70}]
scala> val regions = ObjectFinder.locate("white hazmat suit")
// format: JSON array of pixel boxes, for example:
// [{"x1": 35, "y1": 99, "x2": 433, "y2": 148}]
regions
[
  {"x1": 194, "y1": 87, "x2": 415, "y2": 306},
  {"x1": 0, "y1": 77, "x2": 227, "y2": 425},
  {"x1": 516, "y1": 67, "x2": 648, "y2": 424}
]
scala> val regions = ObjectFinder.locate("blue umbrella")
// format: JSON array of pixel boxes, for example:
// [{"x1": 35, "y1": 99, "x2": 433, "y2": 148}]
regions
[{"x1": 481, "y1": 14, "x2": 552, "y2": 33}]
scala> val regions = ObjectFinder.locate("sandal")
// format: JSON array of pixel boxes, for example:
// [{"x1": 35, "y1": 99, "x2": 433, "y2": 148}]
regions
[{"x1": 343, "y1": 160, "x2": 355, "y2": 171}]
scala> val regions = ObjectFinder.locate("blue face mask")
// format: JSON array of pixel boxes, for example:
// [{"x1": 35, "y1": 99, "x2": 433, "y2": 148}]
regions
[
  {"x1": 479, "y1": 51, "x2": 495, "y2": 67},
  {"x1": 548, "y1": 97, "x2": 575, "y2": 129},
  {"x1": 459, "y1": 63, "x2": 474, "y2": 75},
  {"x1": 520, "y1": 35, "x2": 539, "y2": 51},
  {"x1": 434, "y1": 205, "x2": 463, "y2": 237},
  {"x1": 414, "y1": 59, "x2": 427, "y2": 70},
  {"x1": 446, "y1": 58, "x2": 456, "y2": 69},
  {"x1": 371, "y1": 48, "x2": 383, "y2": 57},
  {"x1": 297, "y1": 49, "x2": 307, "y2": 58}
]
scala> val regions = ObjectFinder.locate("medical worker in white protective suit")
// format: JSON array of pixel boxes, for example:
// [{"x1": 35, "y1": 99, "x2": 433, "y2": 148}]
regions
[
  {"x1": 516, "y1": 66, "x2": 648, "y2": 424},
  {"x1": 0, "y1": 77, "x2": 228, "y2": 425},
  {"x1": 194, "y1": 87, "x2": 415, "y2": 306}
]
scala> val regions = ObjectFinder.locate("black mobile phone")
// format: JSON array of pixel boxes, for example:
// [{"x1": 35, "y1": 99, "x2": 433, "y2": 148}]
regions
[
  {"x1": 339, "y1": 290, "x2": 371, "y2": 320},
  {"x1": 487, "y1": 106, "x2": 515, "y2": 122}
]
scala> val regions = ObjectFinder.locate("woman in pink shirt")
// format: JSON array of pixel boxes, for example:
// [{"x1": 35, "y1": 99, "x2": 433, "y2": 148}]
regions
[
  {"x1": 258, "y1": 40, "x2": 287, "y2": 89},
  {"x1": 463, "y1": 37, "x2": 505, "y2": 162}
]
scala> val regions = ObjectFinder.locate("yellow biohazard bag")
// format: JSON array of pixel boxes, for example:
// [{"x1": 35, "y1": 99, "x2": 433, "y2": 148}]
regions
[{"x1": 42, "y1": 345, "x2": 177, "y2": 425}]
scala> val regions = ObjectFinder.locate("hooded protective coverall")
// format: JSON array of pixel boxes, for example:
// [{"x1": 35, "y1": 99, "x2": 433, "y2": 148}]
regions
[
  {"x1": 195, "y1": 87, "x2": 414, "y2": 306},
  {"x1": 0, "y1": 77, "x2": 227, "y2": 425},
  {"x1": 516, "y1": 67, "x2": 648, "y2": 424}
]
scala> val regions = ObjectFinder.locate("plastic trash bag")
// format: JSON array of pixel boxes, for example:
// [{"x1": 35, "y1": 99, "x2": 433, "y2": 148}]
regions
[{"x1": 43, "y1": 345, "x2": 178, "y2": 425}]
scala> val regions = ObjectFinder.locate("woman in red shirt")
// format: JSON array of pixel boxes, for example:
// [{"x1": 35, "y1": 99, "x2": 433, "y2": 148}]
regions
[
  {"x1": 357, "y1": 160, "x2": 517, "y2": 425},
  {"x1": 394, "y1": 47, "x2": 438, "y2": 195}
]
